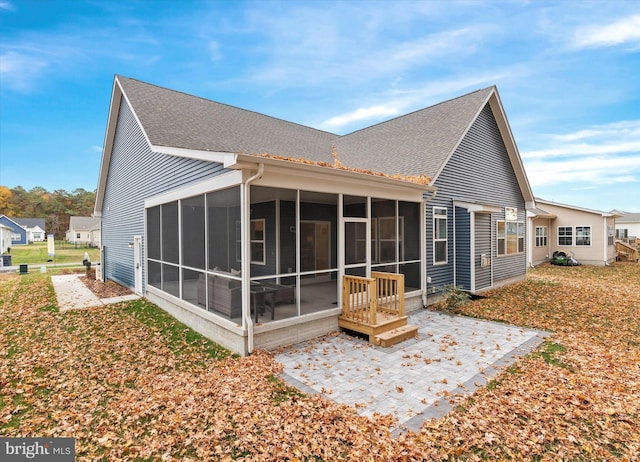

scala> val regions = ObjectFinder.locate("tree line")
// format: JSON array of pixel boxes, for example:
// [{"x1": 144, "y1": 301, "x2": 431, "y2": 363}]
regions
[{"x1": 0, "y1": 185, "x2": 96, "y2": 239}]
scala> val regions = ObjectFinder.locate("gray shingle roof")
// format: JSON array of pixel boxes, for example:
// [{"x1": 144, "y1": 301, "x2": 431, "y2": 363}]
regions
[
  {"x1": 616, "y1": 212, "x2": 640, "y2": 223},
  {"x1": 117, "y1": 76, "x2": 338, "y2": 162},
  {"x1": 14, "y1": 218, "x2": 45, "y2": 230},
  {"x1": 335, "y1": 87, "x2": 494, "y2": 178},
  {"x1": 69, "y1": 216, "x2": 100, "y2": 230},
  {"x1": 116, "y1": 76, "x2": 495, "y2": 181}
]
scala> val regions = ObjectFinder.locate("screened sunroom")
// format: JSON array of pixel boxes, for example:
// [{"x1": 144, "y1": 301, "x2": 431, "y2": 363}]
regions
[{"x1": 142, "y1": 162, "x2": 432, "y2": 354}]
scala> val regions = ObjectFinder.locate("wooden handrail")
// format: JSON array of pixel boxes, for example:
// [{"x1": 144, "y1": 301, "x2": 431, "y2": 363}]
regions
[
  {"x1": 341, "y1": 272, "x2": 406, "y2": 325},
  {"x1": 341, "y1": 275, "x2": 377, "y2": 325},
  {"x1": 371, "y1": 271, "x2": 405, "y2": 317}
]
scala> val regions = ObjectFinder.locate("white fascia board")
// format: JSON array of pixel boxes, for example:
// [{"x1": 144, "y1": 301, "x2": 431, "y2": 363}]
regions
[
  {"x1": 535, "y1": 198, "x2": 614, "y2": 217},
  {"x1": 144, "y1": 170, "x2": 243, "y2": 208},
  {"x1": 151, "y1": 145, "x2": 236, "y2": 165},
  {"x1": 94, "y1": 78, "x2": 125, "y2": 217},
  {"x1": 487, "y1": 92, "x2": 535, "y2": 204},
  {"x1": 453, "y1": 200, "x2": 502, "y2": 213}
]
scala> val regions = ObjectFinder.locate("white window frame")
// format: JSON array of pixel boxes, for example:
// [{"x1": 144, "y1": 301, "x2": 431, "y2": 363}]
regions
[
  {"x1": 497, "y1": 220, "x2": 525, "y2": 256},
  {"x1": 575, "y1": 226, "x2": 591, "y2": 246},
  {"x1": 250, "y1": 218, "x2": 266, "y2": 265},
  {"x1": 558, "y1": 226, "x2": 573, "y2": 246},
  {"x1": 535, "y1": 226, "x2": 548, "y2": 247},
  {"x1": 607, "y1": 226, "x2": 615, "y2": 246},
  {"x1": 433, "y1": 207, "x2": 447, "y2": 265}
]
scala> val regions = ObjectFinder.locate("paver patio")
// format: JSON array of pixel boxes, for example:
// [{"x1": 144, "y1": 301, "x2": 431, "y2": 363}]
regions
[{"x1": 276, "y1": 309, "x2": 548, "y2": 433}]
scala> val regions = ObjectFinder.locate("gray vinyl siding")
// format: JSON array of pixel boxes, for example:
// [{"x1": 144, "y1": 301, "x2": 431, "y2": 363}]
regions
[
  {"x1": 426, "y1": 103, "x2": 526, "y2": 293},
  {"x1": 474, "y1": 213, "x2": 492, "y2": 290},
  {"x1": 101, "y1": 99, "x2": 225, "y2": 290},
  {"x1": 454, "y1": 207, "x2": 471, "y2": 290}
]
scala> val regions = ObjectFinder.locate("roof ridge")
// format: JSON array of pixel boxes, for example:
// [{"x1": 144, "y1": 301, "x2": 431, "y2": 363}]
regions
[
  {"x1": 341, "y1": 86, "x2": 495, "y2": 137},
  {"x1": 116, "y1": 75, "x2": 338, "y2": 137}
]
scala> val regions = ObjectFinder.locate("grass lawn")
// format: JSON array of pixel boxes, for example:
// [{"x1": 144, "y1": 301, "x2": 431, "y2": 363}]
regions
[
  {"x1": 6, "y1": 241, "x2": 100, "y2": 266},
  {"x1": 1, "y1": 263, "x2": 638, "y2": 460}
]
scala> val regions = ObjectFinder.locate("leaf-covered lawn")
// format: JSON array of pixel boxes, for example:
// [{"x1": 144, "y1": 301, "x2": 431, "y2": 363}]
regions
[{"x1": 1, "y1": 264, "x2": 639, "y2": 460}]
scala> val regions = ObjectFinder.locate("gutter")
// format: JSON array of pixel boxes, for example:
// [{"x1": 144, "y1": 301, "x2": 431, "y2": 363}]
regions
[
  {"x1": 242, "y1": 163, "x2": 264, "y2": 354},
  {"x1": 422, "y1": 188, "x2": 438, "y2": 307}
]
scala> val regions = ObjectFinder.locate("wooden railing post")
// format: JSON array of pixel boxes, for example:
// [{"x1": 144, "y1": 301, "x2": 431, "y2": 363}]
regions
[{"x1": 371, "y1": 271, "x2": 405, "y2": 317}]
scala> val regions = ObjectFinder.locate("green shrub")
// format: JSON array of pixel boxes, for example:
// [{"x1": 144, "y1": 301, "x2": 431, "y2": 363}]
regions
[{"x1": 441, "y1": 284, "x2": 471, "y2": 310}]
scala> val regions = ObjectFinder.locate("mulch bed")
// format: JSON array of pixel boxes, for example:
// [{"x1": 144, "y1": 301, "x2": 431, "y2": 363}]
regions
[{"x1": 79, "y1": 275, "x2": 132, "y2": 299}]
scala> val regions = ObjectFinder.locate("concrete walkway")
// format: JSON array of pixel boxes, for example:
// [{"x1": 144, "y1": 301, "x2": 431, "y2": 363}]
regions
[
  {"x1": 51, "y1": 274, "x2": 139, "y2": 311},
  {"x1": 276, "y1": 310, "x2": 548, "y2": 434}
]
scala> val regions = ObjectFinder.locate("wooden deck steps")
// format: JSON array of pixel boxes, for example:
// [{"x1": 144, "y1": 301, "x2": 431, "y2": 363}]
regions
[
  {"x1": 340, "y1": 272, "x2": 417, "y2": 347},
  {"x1": 373, "y1": 324, "x2": 419, "y2": 347},
  {"x1": 338, "y1": 311, "x2": 408, "y2": 340},
  {"x1": 616, "y1": 240, "x2": 639, "y2": 262}
]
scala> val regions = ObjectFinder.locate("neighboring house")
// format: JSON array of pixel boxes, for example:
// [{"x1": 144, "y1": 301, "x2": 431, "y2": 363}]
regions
[
  {"x1": 0, "y1": 215, "x2": 27, "y2": 245},
  {"x1": 527, "y1": 199, "x2": 619, "y2": 267},
  {"x1": 14, "y1": 218, "x2": 46, "y2": 242},
  {"x1": 66, "y1": 216, "x2": 101, "y2": 247},
  {"x1": 94, "y1": 75, "x2": 534, "y2": 355},
  {"x1": 614, "y1": 212, "x2": 640, "y2": 242},
  {"x1": 1, "y1": 224, "x2": 12, "y2": 254}
]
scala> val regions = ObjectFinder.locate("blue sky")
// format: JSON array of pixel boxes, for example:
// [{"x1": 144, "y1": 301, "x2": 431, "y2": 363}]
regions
[{"x1": 1, "y1": 0, "x2": 639, "y2": 212}]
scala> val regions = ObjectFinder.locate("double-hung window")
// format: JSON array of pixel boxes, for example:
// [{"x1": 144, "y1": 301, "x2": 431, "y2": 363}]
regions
[
  {"x1": 575, "y1": 226, "x2": 591, "y2": 246},
  {"x1": 558, "y1": 226, "x2": 573, "y2": 246},
  {"x1": 433, "y1": 207, "x2": 447, "y2": 264},
  {"x1": 250, "y1": 219, "x2": 266, "y2": 264},
  {"x1": 535, "y1": 226, "x2": 548, "y2": 247}
]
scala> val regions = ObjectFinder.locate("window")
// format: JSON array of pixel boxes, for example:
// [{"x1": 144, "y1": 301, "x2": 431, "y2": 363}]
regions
[
  {"x1": 615, "y1": 229, "x2": 628, "y2": 239},
  {"x1": 608, "y1": 226, "x2": 615, "y2": 246},
  {"x1": 250, "y1": 219, "x2": 265, "y2": 264},
  {"x1": 535, "y1": 226, "x2": 547, "y2": 247},
  {"x1": 576, "y1": 226, "x2": 591, "y2": 246},
  {"x1": 558, "y1": 226, "x2": 572, "y2": 246},
  {"x1": 518, "y1": 223, "x2": 525, "y2": 253},
  {"x1": 433, "y1": 207, "x2": 447, "y2": 264},
  {"x1": 497, "y1": 221, "x2": 525, "y2": 255},
  {"x1": 76, "y1": 232, "x2": 81, "y2": 239}
]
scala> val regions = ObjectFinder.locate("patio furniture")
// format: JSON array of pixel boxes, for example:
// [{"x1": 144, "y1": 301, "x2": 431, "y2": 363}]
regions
[
  {"x1": 251, "y1": 282, "x2": 295, "y2": 322},
  {"x1": 198, "y1": 274, "x2": 242, "y2": 319}
]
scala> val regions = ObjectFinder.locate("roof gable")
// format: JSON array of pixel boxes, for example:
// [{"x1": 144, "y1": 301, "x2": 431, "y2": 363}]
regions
[
  {"x1": 334, "y1": 87, "x2": 494, "y2": 179},
  {"x1": 96, "y1": 76, "x2": 535, "y2": 212},
  {"x1": 116, "y1": 76, "x2": 338, "y2": 160},
  {"x1": 69, "y1": 216, "x2": 101, "y2": 230},
  {"x1": 14, "y1": 218, "x2": 45, "y2": 230},
  {"x1": 615, "y1": 212, "x2": 640, "y2": 223},
  {"x1": 535, "y1": 198, "x2": 618, "y2": 217}
]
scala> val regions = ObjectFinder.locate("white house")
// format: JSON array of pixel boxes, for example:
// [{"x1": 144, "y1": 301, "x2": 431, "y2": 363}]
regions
[
  {"x1": 614, "y1": 212, "x2": 640, "y2": 242},
  {"x1": 0, "y1": 224, "x2": 12, "y2": 254},
  {"x1": 14, "y1": 218, "x2": 46, "y2": 243},
  {"x1": 66, "y1": 216, "x2": 101, "y2": 247},
  {"x1": 527, "y1": 199, "x2": 619, "y2": 267}
]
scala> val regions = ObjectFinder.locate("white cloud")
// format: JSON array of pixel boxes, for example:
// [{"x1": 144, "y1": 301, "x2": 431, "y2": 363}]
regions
[
  {"x1": 321, "y1": 104, "x2": 401, "y2": 130},
  {"x1": 318, "y1": 68, "x2": 522, "y2": 131},
  {"x1": 571, "y1": 14, "x2": 640, "y2": 49},
  {"x1": 523, "y1": 141, "x2": 640, "y2": 159},
  {"x1": 522, "y1": 120, "x2": 640, "y2": 190},
  {"x1": 525, "y1": 155, "x2": 640, "y2": 187},
  {"x1": 208, "y1": 41, "x2": 221, "y2": 62},
  {"x1": 554, "y1": 120, "x2": 640, "y2": 142},
  {"x1": 0, "y1": 1, "x2": 13, "y2": 11},
  {"x1": 0, "y1": 51, "x2": 48, "y2": 91}
]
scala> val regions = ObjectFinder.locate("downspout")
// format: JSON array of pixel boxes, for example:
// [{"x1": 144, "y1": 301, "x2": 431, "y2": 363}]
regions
[
  {"x1": 603, "y1": 216, "x2": 609, "y2": 266},
  {"x1": 242, "y1": 163, "x2": 264, "y2": 355},
  {"x1": 422, "y1": 188, "x2": 437, "y2": 307}
]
